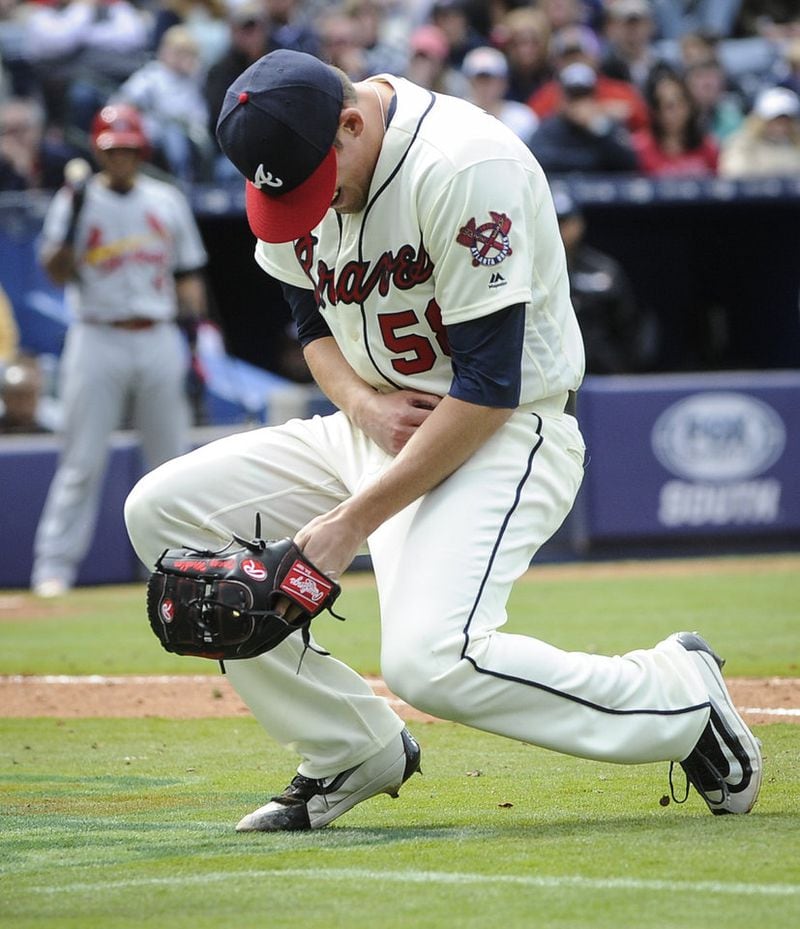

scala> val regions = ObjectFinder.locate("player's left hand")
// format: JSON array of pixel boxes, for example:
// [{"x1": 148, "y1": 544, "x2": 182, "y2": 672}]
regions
[{"x1": 294, "y1": 503, "x2": 367, "y2": 581}]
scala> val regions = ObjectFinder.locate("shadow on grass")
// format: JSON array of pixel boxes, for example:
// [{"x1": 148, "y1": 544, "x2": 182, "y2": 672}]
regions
[{"x1": 222, "y1": 809, "x2": 800, "y2": 849}]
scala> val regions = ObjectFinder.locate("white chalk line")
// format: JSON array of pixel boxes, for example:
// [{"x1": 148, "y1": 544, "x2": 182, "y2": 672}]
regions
[
  {"x1": 2, "y1": 675, "x2": 798, "y2": 717},
  {"x1": 2, "y1": 674, "x2": 223, "y2": 684},
  {"x1": 5, "y1": 678, "x2": 797, "y2": 901},
  {"x1": 25, "y1": 867, "x2": 800, "y2": 898}
]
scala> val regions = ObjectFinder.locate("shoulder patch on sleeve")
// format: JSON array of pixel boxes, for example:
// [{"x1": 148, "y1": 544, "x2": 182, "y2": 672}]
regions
[{"x1": 456, "y1": 212, "x2": 513, "y2": 267}]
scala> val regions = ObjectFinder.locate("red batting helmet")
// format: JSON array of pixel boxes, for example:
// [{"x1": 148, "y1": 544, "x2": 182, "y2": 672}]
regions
[{"x1": 91, "y1": 104, "x2": 149, "y2": 152}]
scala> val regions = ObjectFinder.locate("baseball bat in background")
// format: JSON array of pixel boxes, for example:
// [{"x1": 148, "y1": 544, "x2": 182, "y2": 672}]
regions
[{"x1": 63, "y1": 158, "x2": 92, "y2": 246}]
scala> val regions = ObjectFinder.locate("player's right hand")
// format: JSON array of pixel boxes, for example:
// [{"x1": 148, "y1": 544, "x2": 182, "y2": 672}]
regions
[{"x1": 355, "y1": 389, "x2": 441, "y2": 456}]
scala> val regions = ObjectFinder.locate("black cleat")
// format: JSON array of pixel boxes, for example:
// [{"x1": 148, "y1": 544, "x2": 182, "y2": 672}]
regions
[
  {"x1": 236, "y1": 728, "x2": 421, "y2": 831},
  {"x1": 669, "y1": 632, "x2": 762, "y2": 814}
]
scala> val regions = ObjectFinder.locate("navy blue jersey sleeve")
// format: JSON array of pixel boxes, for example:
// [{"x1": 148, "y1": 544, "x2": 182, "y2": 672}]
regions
[
  {"x1": 281, "y1": 282, "x2": 331, "y2": 346},
  {"x1": 447, "y1": 304, "x2": 524, "y2": 408}
]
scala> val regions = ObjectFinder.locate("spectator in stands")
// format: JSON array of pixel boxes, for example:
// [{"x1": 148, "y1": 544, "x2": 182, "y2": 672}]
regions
[
  {"x1": 112, "y1": 26, "x2": 213, "y2": 183},
  {"x1": 0, "y1": 97, "x2": 74, "y2": 190},
  {"x1": 0, "y1": 355, "x2": 50, "y2": 434},
  {"x1": 736, "y1": 2, "x2": 800, "y2": 41},
  {"x1": 343, "y1": 0, "x2": 408, "y2": 76},
  {"x1": 462, "y1": 45, "x2": 539, "y2": 147},
  {"x1": 539, "y1": 0, "x2": 589, "y2": 33},
  {"x1": 404, "y1": 23, "x2": 469, "y2": 98},
  {"x1": 492, "y1": 6, "x2": 553, "y2": 103},
  {"x1": 264, "y1": 0, "x2": 321, "y2": 57},
  {"x1": 773, "y1": 35, "x2": 800, "y2": 98},
  {"x1": 315, "y1": 7, "x2": 370, "y2": 81},
  {"x1": 528, "y1": 23, "x2": 651, "y2": 133},
  {"x1": 649, "y1": 0, "x2": 744, "y2": 41},
  {"x1": 429, "y1": 0, "x2": 485, "y2": 68},
  {"x1": 22, "y1": 0, "x2": 150, "y2": 134},
  {"x1": 684, "y1": 56, "x2": 745, "y2": 142},
  {"x1": 151, "y1": 0, "x2": 230, "y2": 72},
  {"x1": 0, "y1": 0, "x2": 36, "y2": 97},
  {"x1": 529, "y1": 61, "x2": 639, "y2": 174},
  {"x1": 204, "y1": 2, "x2": 279, "y2": 179},
  {"x1": 633, "y1": 70, "x2": 719, "y2": 175},
  {"x1": 719, "y1": 85, "x2": 800, "y2": 177},
  {"x1": 553, "y1": 187, "x2": 655, "y2": 373},
  {"x1": 600, "y1": 0, "x2": 671, "y2": 92},
  {"x1": 678, "y1": 28, "x2": 776, "y2": 116},
  {"x1": 678, "y1": 29, "x2": 763, "y2": 114},
  {"x1": 677, "y1": 30, "x2": 719, "y2": 68}
]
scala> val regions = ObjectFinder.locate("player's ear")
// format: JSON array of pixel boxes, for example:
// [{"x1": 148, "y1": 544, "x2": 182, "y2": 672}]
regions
[{"x1": 339, "y1": 106, "x2": 365, "y2": 138}]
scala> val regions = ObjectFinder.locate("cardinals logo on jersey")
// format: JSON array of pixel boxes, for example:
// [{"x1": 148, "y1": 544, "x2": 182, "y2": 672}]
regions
[
  {"x1": 83, "y1": 213, "x2": 170, "y2": 272},
  {"x1": 457, "y1": 212, "x2": 513, "y2": 267}
]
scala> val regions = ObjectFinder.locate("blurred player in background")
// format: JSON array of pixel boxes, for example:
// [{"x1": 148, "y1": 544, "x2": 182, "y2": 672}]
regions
[
  {"x1": 31, "y1": 104, "x2": 208, "y2": 597},
  {"x1": 554, "y1": 187, "x2": 657, "y2": 373}
]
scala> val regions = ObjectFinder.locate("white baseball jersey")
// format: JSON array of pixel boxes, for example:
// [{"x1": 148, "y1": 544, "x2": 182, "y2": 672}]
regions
[
  {"x1": 41, "y1": 174, "x2": 207, "y2": 322},
  {"x1": 126, "y1": 76, "x2": 714, "y2": 789},
  {"x1": 254, "y1": 76, "x2": 584, "y2": 407}
]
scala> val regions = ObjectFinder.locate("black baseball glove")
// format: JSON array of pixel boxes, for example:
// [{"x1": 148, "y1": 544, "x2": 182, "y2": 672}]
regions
[{"x1": 146, "y1": 520, "x2": 343, "y2": 663}]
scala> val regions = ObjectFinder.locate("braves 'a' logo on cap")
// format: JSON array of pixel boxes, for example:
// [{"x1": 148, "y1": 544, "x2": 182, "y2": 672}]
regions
[{"x1": 253, "y1": 164, "x2": 283, "y2": 189}]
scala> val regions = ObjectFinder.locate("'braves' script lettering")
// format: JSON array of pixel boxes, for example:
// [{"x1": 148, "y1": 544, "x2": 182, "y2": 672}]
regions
[{"x1": 293, "y1": 235, "x2": 434, "y2": 308}]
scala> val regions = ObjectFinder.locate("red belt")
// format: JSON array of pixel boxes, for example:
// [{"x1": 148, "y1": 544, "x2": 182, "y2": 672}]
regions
[
  {"x1": 109, "y1": 318, "x2": 158, "y2": 330},
  {"x1": 82, "y1": 316, "x2": 164, "y2": 332},
  {"x1": 84, "y1": 318, "x2": 160, "y2": 330}
]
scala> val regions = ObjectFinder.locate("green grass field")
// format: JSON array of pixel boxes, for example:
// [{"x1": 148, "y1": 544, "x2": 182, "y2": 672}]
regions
[{"x1": 1, "y1": 554, "x2": 799, "y2": 928}]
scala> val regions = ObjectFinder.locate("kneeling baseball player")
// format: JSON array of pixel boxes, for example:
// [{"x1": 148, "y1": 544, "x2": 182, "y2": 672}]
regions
[{"x1": 125, "y1": 51, "x2": 761, "y2": 831}]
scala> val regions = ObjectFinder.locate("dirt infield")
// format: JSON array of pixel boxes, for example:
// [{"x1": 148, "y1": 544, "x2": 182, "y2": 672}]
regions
[
  {"x1": 1, "y1": 674, "x2": 798, "y2": 726},
  {"x1": 2, "y1": 554, "x2": 797, "y2": 724}
]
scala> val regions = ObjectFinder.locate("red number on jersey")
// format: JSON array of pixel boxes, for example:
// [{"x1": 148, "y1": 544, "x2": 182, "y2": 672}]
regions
[
  {"x1": 424, "y1": 300, "x2": 451, "y2": 356},
  {"x1": 378, "y1": 300, "x2": 450, "y2": 375}
]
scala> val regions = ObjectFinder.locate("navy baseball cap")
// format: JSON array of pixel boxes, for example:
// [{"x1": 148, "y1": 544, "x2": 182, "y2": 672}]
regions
[{"x1": 216, "y1": 50, "x2": 343, "y2": 243}]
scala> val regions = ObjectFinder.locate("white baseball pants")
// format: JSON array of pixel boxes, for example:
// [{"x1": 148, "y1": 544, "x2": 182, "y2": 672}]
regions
[
  {"x1": 125, "y1": 406, "x2": 710, "y2": 777},
  {"x1": 32, "y1": 321, "x2": 189, "y2": 589}
]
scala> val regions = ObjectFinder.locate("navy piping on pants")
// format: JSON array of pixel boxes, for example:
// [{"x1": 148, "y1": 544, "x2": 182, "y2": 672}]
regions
[{"x1": 459, "y1": 412, "x2": 710, "y2": 719}]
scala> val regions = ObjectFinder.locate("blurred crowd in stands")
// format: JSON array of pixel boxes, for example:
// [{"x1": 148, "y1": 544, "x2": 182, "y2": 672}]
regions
[
  {"x1": 2, "y1": 0, "x2": 800, "y2": 432},
  {"x1": 1, "y1": 0, "x2": 799, "y2": 188}
]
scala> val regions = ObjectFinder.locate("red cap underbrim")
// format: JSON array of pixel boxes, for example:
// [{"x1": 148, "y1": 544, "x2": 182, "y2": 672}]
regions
[{"x1": 245, "y1": 146, "x2": 338, "y2": 243}]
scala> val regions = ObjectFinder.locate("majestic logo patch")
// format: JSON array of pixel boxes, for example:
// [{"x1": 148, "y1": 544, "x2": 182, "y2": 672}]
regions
[
  {"x1": 253, "y1": 164, "x2": 283, "y2": 189},
  {"x1": 457, "y1": 212, "x2": 513, "y2": 267}
]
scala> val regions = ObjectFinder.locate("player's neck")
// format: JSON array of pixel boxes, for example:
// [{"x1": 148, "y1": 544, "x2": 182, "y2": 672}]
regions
[
  {"x1": 361, "y1": 79, "x2": 394, "y2": 138},
  {"x1": 370, "y1": 83, "x2": 386, "y2": 134},
  {"x1": 101, "y1": 173, "x2": 137, "y2": 194}
]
